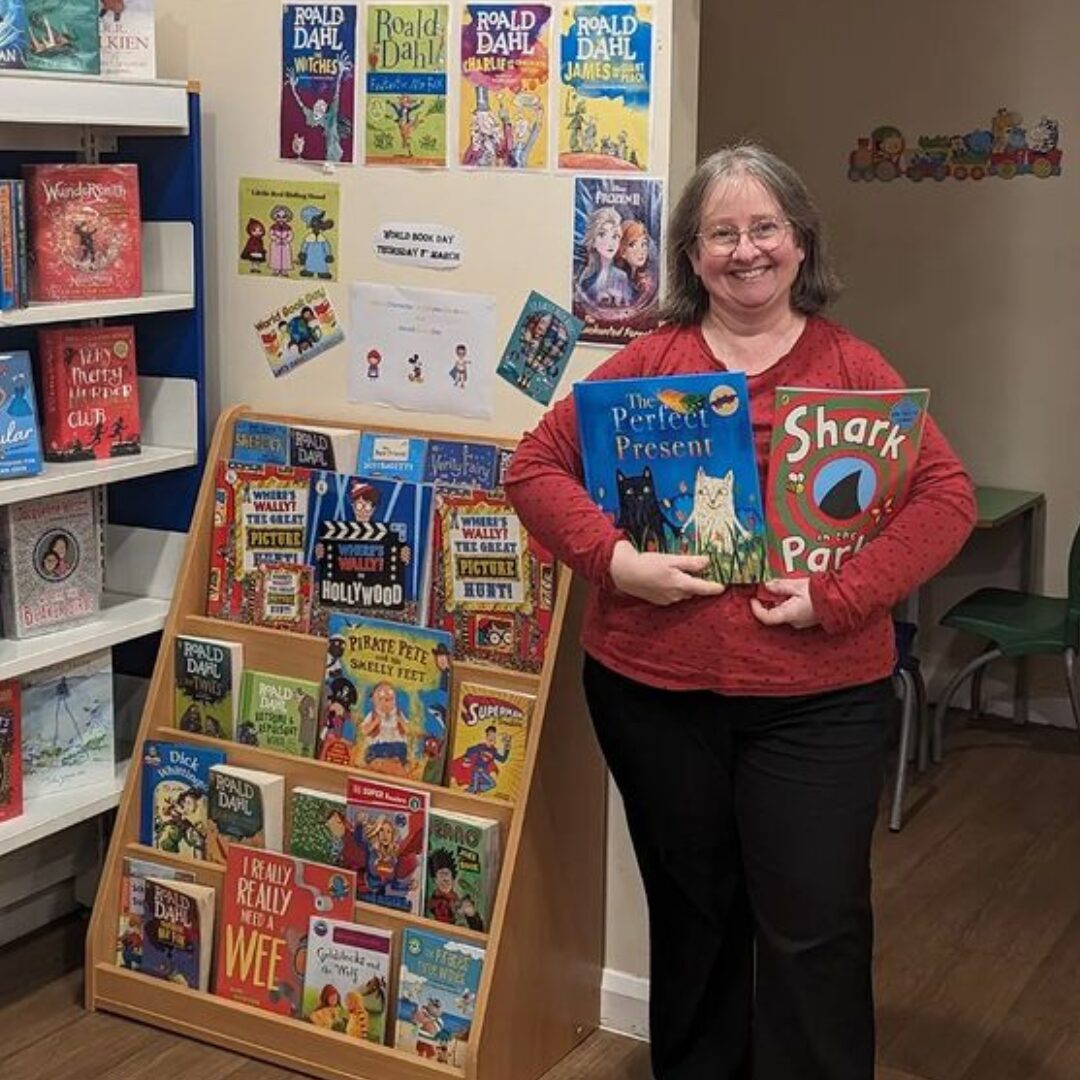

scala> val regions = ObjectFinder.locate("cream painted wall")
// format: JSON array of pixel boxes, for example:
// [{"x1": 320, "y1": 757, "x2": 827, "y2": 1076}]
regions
[
  {"x1": 154, "y1": 0, "x2": 700, "y2": 988},
  {"x1": 699, "y1": 0, "x2": 1080, "y2": 724}
]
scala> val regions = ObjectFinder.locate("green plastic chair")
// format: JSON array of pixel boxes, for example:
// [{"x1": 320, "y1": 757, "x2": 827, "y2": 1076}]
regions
[{"x1": 931, "y1": 520, "x2": 1080, "y2": 762}]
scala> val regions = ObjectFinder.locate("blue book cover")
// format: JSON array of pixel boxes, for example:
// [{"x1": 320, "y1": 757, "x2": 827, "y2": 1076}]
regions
[
  {"x1": 0, "y1": 351, "x2": 43, "y2": 478},
  {"x1": 574, "y1": 372, "x2": 766, "y2": 584},
  {"x1": 305, "y1": 470, "x2": 434, "y2": 627},
  {"x1": 394, "y1": 928, "x2": 484, "y2": 1066},
  {"x1": 24, "y1": 0, "x2": 100, "y2": 73},
  {"x1": 423, "y1": 439, "x2": 499, "y2": 490},
  {"x1": 139, "y1": 739, "x2": 228, "y2": 860},
  {"x1": 496, "y1": 290, "x2": 585, "y2": 405},
  {"x1": 356, "y1": 432, "x2": 428, "y2": 483},
  {"x1": 230, "y1": 419, "x2": 289, "y2": 466},
  {"x1": 0, "y1": 0, "x2": 26, "y2": 68}
]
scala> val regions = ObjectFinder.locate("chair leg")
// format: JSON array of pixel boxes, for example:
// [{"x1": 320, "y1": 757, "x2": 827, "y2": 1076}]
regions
[
  {"x1": 913, "y1": 669, "x2": 928, "y2": 767},
  {"x1": 890, "y1": 670, "x2": 916, "y2": 831},
  {"x1": 932, "y1": 649, "x2": 1003, "y2": 764},
  {"x1": 970, "y1": 643, "x2": 996, "y2": 721},
  {"x1": 1064, "y1": 648, "x2": 1080, "y2": 745}
]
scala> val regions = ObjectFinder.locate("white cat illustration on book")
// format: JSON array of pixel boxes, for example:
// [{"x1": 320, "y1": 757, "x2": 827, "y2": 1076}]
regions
[{"x1": 683, "y1": 467, "x2": 751, "y2": 556}]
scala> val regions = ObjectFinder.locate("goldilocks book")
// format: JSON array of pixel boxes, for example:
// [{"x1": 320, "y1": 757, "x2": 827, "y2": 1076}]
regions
[
  {"x1": 765, "y1": 387, "x2": 929, "y2": 577},
  {"x1": 574, "y1": 372, "x2": 766, "y2": 584}
]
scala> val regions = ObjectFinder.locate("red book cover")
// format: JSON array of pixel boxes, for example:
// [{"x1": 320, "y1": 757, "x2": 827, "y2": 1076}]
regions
[
  {"x1": 0, "y1": 679, "x2": 22, "y2": 822},
  {"x1": 428, "y1": 489, "x2": 557, "y2": 674},
  {"x1": 214, "y1": 847, "x2": 355, "y2": 1018},
  {"x1": 206, "y1": 461, "x2": 310, "y2": 622},
  {"x1": 38, "y1": 325, "x2": 141, "y2": 461},
  {"x1": 23, "y1": 163, "x2": 142, "y2": 301}
]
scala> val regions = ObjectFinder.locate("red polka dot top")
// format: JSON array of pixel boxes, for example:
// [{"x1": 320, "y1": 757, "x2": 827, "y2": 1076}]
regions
[{"x1": 504, "y1": 316, "x2": 977, "y2": 695}]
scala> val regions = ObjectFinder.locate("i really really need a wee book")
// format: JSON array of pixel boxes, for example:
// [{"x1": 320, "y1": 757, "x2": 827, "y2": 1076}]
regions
[{"x1": 574, "y1": 372, "x2": 766, "y2": 584}]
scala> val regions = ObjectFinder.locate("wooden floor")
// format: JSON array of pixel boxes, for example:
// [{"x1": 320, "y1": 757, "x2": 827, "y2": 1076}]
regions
[{"x1": 4, "y1": 717, "x2": 1080, "y2": 1080}]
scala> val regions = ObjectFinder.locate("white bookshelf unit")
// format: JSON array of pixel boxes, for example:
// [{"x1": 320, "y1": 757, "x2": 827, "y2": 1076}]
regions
[{"x1": 0, "y1": 74, "x2": 207, "y2": 918}]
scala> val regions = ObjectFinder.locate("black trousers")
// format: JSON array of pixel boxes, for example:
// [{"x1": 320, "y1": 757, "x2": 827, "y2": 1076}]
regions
[{"x1": 583, "y1": 656, "x2": 894, "y2": 1080}]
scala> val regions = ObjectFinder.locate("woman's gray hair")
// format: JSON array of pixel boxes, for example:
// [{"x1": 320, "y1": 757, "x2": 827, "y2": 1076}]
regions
[{"x1": 661, "y1": 142, "x2": 841, "y2": 325}]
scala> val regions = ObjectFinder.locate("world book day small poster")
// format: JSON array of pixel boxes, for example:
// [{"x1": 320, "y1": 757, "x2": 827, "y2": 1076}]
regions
[
  {"x1": 572, "y1": 175, "x2": 662, "y2": 345},
  {"x1": 496, "y1": 290, "x2": 584, "y2": 405},
  {"x1": 254, "y1": 286, "x2": 345, "y2": 377},
  {"x1": 280, "y1": 2, "x2": 357, "y2": 165},
  {"x1": 237, "y1": 178, "x2": 340, "y2": 281},
  {"x1": 558, "y1": 4, "x2": 653, "y2": 172},
  {"x1": 458, "y1": 3, "x2": 553, "y2": 169},
  {"x1": 365, "y1": 3, "x2": 450, "y2": 167},
  {"x1": 349, "y1": 283, "x2": 496, "y2": 418}
]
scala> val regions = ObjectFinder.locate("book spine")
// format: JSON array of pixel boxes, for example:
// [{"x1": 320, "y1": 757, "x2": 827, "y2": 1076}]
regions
[
  {"x1": 0, "y1": 183, "x2": 15, "y2": 311},
  {"x1": 38, "y1": 329, "x2": 61, "y2": 460},
  {"x1": 13, "y1": 180, "x2": 27, "y2": 308}
]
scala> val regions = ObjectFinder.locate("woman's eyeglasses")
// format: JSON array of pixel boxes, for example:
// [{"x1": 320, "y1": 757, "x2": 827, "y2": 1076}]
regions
[{"x1": 697, "y1": 218, "x2": 792, "y2": 256}]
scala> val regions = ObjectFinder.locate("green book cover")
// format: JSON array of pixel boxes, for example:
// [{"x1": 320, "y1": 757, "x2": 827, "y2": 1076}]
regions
[
  {"x1": 289, "y1": 786, "x2": 348, "y2": 867},
  {"x1": 174, "y1": 635, "x2": 243, "y2": 741},
  {"x1": 424, "y1": 808, "x2": 501, "y2": 933},
  {"x1": 24, "y1": 0, "x2": 100, "y2": 72},
  {"x1": 237, "y1": 669, "x2": 319, "y2": 757}
]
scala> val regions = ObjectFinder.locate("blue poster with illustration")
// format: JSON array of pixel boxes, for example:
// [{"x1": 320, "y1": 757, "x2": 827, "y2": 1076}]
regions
[{"x1": 496, "y1": 290, "x2": 584, "y2": 405}]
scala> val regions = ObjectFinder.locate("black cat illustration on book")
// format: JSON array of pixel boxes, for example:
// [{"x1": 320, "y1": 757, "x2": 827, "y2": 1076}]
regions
[{"x1": 615, "y1": 467, "x2": 677, "y2": 552}]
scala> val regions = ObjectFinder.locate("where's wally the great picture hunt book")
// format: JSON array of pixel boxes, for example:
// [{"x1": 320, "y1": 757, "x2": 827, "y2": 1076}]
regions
[
  {"x1": 765, "y1": 387, "x2": 929, "y2": 578},
  {"x1": 575, "y1": 372, "x2": 766, "y2": 584}
]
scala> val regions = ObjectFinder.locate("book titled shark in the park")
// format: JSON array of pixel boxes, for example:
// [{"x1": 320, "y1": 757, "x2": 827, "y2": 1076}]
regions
[
  {"x1": 574, "y1": 372, "x2": 766, "y2": 584},
  {"x1": 765, "y1": 387, "x2": 929, "y2": 578},
  {"x1": 280, "y1": 3, "x2": 357, "y2": 165}
]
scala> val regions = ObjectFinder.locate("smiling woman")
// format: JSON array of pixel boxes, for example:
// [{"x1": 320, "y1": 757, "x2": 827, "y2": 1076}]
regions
[{"x1": 505, "y1": 142, "x2": 978, "y2": 1080}]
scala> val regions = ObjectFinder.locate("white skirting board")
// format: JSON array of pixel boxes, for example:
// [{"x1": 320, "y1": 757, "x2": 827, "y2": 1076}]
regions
[{"x1": 601, "y1": 968, "x2": 650, "y2": 1042}]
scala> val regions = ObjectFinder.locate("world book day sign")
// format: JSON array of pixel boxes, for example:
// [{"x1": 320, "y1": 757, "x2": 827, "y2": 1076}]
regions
[{"x1": 374, "y1": 222, "x2": 463, "y2": 269}]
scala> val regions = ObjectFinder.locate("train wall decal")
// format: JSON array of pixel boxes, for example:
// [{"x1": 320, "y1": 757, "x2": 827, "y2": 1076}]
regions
[{"x1": 848, "y1": 108, "x2": 1062, "y2": 182}]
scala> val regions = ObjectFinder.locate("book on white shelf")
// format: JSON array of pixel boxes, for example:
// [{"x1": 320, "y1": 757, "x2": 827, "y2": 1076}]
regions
[{"x1": 99, "y1": 0, "x2": 156, "y2": 79}]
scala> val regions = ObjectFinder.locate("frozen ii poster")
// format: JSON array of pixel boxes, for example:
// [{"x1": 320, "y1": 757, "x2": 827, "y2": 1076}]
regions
[{"x1": 571, "y1": 175, "x2": 662, "y2": 346}]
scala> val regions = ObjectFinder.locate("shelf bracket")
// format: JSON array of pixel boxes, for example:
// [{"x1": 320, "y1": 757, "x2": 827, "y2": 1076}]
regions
[{"x1": 80, "y1": 129, "x2": 118, "y2": 164}]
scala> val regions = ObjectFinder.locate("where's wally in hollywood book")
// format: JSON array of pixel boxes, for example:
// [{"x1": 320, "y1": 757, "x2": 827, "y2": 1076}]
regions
[
  {"x1": 215, "y1": 847, "x2": 355, "y2": 1018},
  {"x1": 571, "y1": 174, "x2": 662, "y2": 345},
  {"x1": 38, "y1": 325, "x2": 141, "y2": 461},
  {"x1": 305, "y1": 470, "x2": 435, "y2": 629},
  {"x1": 23, "y1": 163, "x2": 140, "y2": 301},
  {"x1": 364, "y1": 3, "x2": 450, "y2": 168},
  {"x1": 280, "y1": 2, "x2": 357, "y2": 165},
  {"x1": 318, "y1": 612, "x2": 452, "y2": 785},
  {"x1": 0, "y1": 488, "x2": 102, "y2": 638},
  {"x1": 428, "y1": 488, "x2": 556, "y2": 674},
  {"x1": 765, "y1": 387, "x2": 930, "y2": 577},
  {"x1": 303, "y1": 917, "x2": 393, "y2": 1043},
  {"x1": 24, "y1": 0, "x2": 100, "y2": 72},
  {"x1": 574, "y1": 372, "x2": 766, "y2": 584},
  {"x1": 558, "y1": 4, "x2": 653, "y2": 172},
  {"x1": 496, "y1": 290, "x2": 585, "y2": 405},
  {"x1": 395, "y1": 928, "x2": 485, "y2": 1066},
  {"x1": 0, "y1": 1, "x2": 27, "y2": 68},
  {"x1": 0, "y1": 351, "x2": 43, "y2": 478},
  {"x1": 206, "y1": 461, "x2": 310, "y2": 623},
  {"x1": 20, "y1": 648, "x2": 113, "y2": 798},
  {"x1": 458, "y1": 3, "x2": 552, "y2": 170}
]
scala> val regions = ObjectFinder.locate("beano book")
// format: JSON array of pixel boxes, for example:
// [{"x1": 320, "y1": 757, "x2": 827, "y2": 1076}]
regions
[
  {"x1": 303, "y1": 916, "x2": 393, "y2": 1043},
  {"x1": 765, "y1": 387, "x2": 929, "y2": 577},
  {"x1": 428, "y1": 488, "x2": 557, "y2": 674},
  {"x1": 236, "y1": 670, "x2": 319, "y2": 758},
  {"x1": 344, "y1": 774, "x2": 429, "y2": 914},
  {"x1": 139, "y1": 739, "x2": 227, "y2": 860},
  {"x1": 424, "y1": 808, "x2": 501, "y2": 932},
  {"x1": 215, "y1": 848, "x2": 356, "y2": 1019},
  {"x1": 174, "y1": 634, "x2": 243, "y2": 740},
  {"x1": 317, "y1": 612, "x2": 452, "y2": 784},
  {"x1": 206, "y1": 461, "x2": 310, "y2": 623},
  {"x1": 446, "y1": 681, "x2": 534, "y2": 803},
  {"x1": 395, "y1": 928, "x2": 485, "y2": 1065},
  {"x1": 304, "y1": 469, "x2": 435, "y2": 629},
  {"x1": 574, "y1": 372, "x2": 766, "y2": 584}
]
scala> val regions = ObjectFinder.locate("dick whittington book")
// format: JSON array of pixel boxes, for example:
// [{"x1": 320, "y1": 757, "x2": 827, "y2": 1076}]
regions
[
  {"x1": 574, "y1": 372, "x2": 765, "y2": 584},
  {"x1": 765, "y1": 387, "x2": 929, "y2": 577}
]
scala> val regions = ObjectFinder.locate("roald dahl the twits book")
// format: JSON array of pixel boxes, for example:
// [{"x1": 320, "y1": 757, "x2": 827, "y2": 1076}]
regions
[
  {"x1": 574, "y1": 372, "x2": 766, "y2": 584},
  {"x1": 765, "y1": 387, "x2": 929, "y2": 578}
]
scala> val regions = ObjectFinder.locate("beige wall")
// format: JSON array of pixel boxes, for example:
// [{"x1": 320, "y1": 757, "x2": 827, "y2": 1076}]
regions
[
  {"x1": 156, "y1": 0, "x2": 700, "y2": 988},
  {"x1": 700, "y1": 0, "x2": 1080, "y2": 724}
]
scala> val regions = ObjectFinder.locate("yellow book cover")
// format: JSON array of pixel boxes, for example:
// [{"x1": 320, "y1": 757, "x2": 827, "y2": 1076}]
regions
[
  {"x1": 446, "y1": 681, "x2": 535, "y2": 802},
  {"x1": 237, "y1": 176, "x2": 339, "y2": 281},
  {"x1": 458, "y1": 3, "x2": 552, "y2": 169}
]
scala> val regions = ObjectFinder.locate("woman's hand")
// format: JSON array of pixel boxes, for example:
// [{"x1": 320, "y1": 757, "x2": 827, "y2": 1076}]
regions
[
  {"x1": 750, "y1": 578, "x2": 820, "y2": 630},
  {"x1": 609, "y1": 540, "x2": 727, "y2": 606}
]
